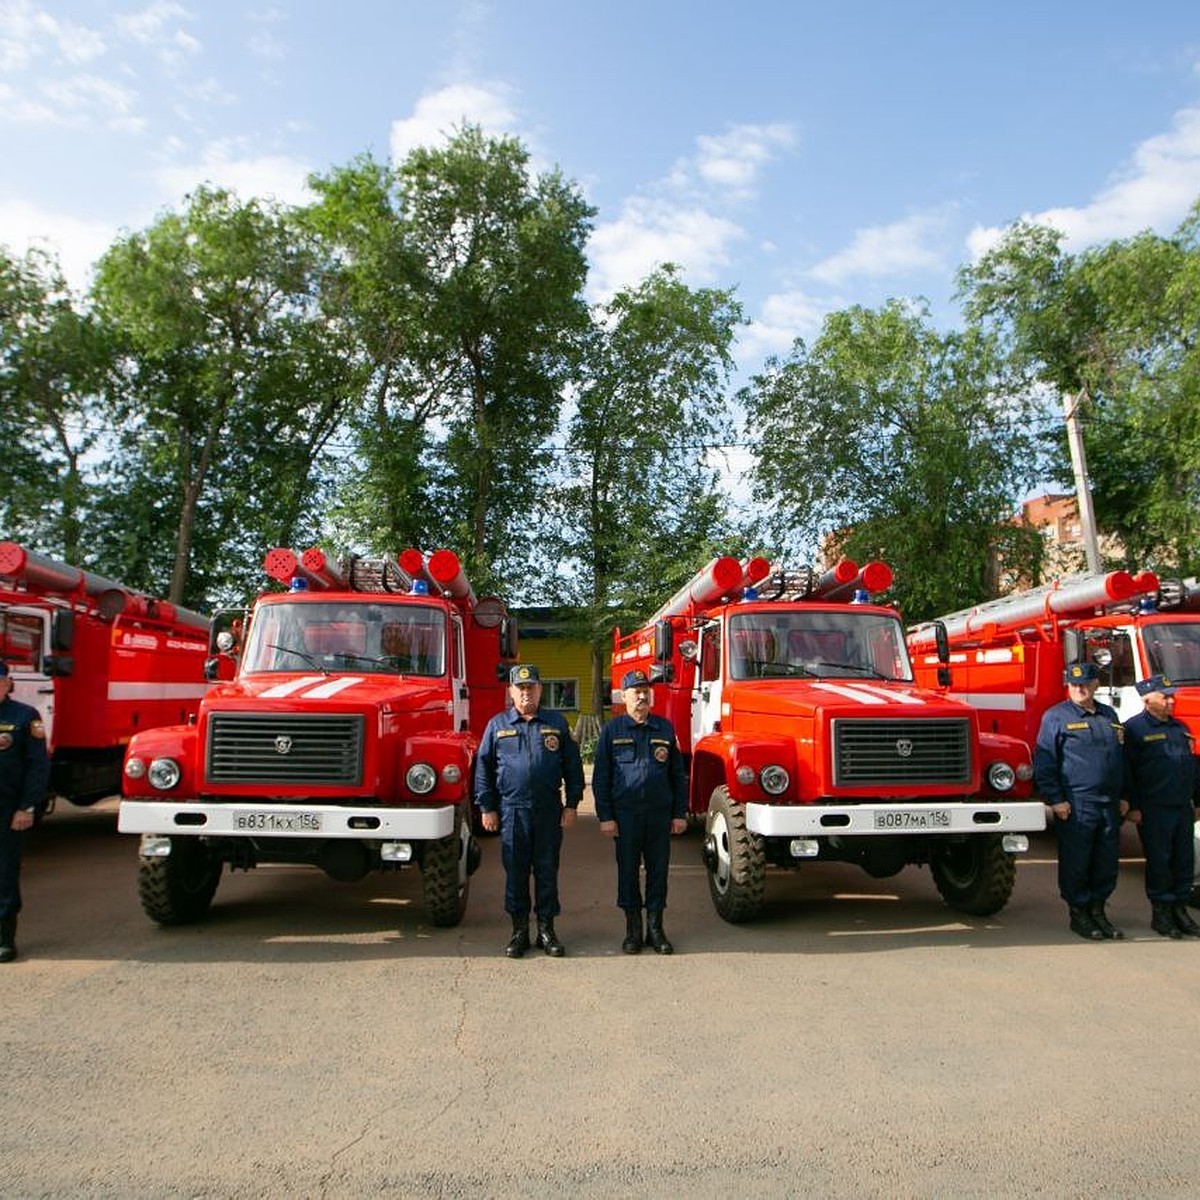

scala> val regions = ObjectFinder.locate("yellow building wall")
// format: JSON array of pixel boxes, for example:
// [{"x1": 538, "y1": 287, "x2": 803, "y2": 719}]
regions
[{"x1": 518, "y1": 637, "x2": 594, "y2": 721}]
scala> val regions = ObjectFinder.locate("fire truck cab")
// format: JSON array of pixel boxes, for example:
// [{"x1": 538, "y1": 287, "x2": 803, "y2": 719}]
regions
[
  {"x1": 118, "y1": 547, "x2": 517, "y2": 929},
  {"x1": 614, "y1": 556, "x2": 1045, "y2": 922}
]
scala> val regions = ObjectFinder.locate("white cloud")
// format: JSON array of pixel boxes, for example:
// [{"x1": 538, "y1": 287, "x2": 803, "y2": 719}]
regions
[
  {"x1": 0, "y1": 1, "x2": 106, "y2": 72},
  {"x1": 968, "y1": 104, "x2": 1200, "y2": 259},
  {"x1": 115, "y1": 1, "x2": 199, "y2": 66},
  {"x1": 0, "y1": 199, "x2": 120, "y2": 291},
  {"x1": 808, "y1": 209, "x2": 951, "y2": 285},
  {"x1": 695, "y1": 123, "x2": 795, "y2": 198},
  {"x1": 740, "y1": 289, "x2": 834, "y2": 359},
  {"x1": 41, "y1": 73, "x2": 142, "y2": 128},
  {"x1": 588, "y1": 197, "x2": 744, "y2": 301},
  {"x1": 390, "y1": 82, "x2": 522, "y2": 160},
  {"x1": 153, "y1": 141, "x2": 314, "y2": 210}
]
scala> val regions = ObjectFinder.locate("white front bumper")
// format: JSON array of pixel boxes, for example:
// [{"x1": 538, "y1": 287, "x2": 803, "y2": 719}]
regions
[
  {"x1": 118, "y1": 800, "x2": 455, "y2": 840},
  {"x1": 746, "y1": 800, "x2": 1047, "y2": 837}
]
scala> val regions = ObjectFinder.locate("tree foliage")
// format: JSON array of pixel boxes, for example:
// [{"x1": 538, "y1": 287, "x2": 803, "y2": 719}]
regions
[
  {"x1": 544, "y1": 266, "x2": 745, "y2": 713},
  {"x1": 745, "y1": 301, "x2": 1046, "y2": 622},
  {"x1": 960, "y1": 208, "x2": 1200, "y2": 575},
  {"x1": 306, "y1": 127, "x2": 594, "y2": 595}
]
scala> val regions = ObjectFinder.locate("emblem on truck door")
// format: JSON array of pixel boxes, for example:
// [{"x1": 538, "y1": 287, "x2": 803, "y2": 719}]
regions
[{"x1": 275, "y1": 735, "x2": 293, "y2": 755}]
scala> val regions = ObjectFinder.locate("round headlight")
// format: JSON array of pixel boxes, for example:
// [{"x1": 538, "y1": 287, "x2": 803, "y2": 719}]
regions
[
  {"x1": 147, "y1": 757, "x2": 182, "y2": 791},
  {"x1": 125, "y1": 757, "x2": 146, "y2": 779},
  {"x1": 406, "y1": 762, "x2": 437, "y2": 795},
  {"x1": 441, "y1": 763, "x2": 462, "y2": 785},
  {"x1": 735, "y1": 765, "x2": 756, "y2": 786},
  {"x1": 760, "y1": 764, "x2": 790, "y2": 796},
  {"x1": 987, "y1": 761, "x2": 1016, "y2": 793}
]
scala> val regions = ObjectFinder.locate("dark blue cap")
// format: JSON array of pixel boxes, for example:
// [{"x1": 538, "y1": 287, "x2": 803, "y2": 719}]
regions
[
  {"x1": 509, "y1": 664, "x2": 540, "y2": 686},
  {"x1": 621, "y1": 669, "x2": 651, "y2": 689},
  {"x1": 1064, "y1": 662, "x2": 1099, "y2": 684},
  {"x1": 1135, "y1": 674, "x2": 1177, "y2": 696}
]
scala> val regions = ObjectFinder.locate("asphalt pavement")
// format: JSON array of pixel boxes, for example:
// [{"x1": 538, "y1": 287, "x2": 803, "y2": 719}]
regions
[{"x1": 4, "y1": 797, "x2": 1199, "y2": 1198}]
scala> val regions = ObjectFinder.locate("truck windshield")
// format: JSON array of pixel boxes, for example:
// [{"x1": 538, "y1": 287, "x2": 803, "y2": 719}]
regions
[
  {"x1": 728, "y1": 609, "x2": 913, "y2": 682},
  {"x1": 1140, "y1": 620, "x2": 1200, "y2": 684},
  {"x1": 241, "y1": 601, "x2": 446, "y2": 676}
]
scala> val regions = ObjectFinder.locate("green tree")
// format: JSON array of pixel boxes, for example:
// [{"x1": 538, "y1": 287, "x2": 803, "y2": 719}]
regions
[
  {"x1": 90, "y1": 187, "x2": 359, "y2": 606},
  {"x1": 543, "y1": 266, "x2": 745, "y2": 716},
  {"x1": 0, "y1": 247, "x2": 111, "y2": 562},
  {"x1": 306, "y1": 127, "x2": 594, "y2": 594},
  {"x1": 959, "y1": 208, "x2": 1200, "y2": 575},
  {"x1": 744, "y1": 301, "x2": 1046, "y2": 623}
]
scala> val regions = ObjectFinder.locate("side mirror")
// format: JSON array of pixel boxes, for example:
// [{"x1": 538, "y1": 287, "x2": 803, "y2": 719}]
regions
[
  {"x1": 933, "y1": 620, "x2": 950, "y2": 665},
  {"x1": 1063, "y1": 628, "x2": 1083, "y2": 667},
  {"x1": 42, "y1": 653, "x2": 74, "y2": 678},
  {"x1": 654, "y1": 619, "x2": 673, "y2": 662},
  {"x1": 649, "y1": 662, "x2": 675, "y2": 684},
  {"x1": 51, "y1": 608, "x2": 75, "y2": 651},
  {"x1": 937, "y1": 666, "x2": 952, "y2": 688},
  {"x1": 499, "y1": 615, "x2": 519, "y2": 661}
]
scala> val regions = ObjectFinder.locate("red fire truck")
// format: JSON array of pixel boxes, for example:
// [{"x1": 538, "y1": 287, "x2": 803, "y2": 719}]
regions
[
  {"x1": 907, "y1": 569, "x2": 1200, "y2": 897},
  {"x1": 612, "y1": 556, "x2": 1045, "y2": 921},
  {"x1": 118, "y1": 547, "x2": 516, "y2": 929},
  {"x1": 0, "y1": 541, "x2": 210, "y2": 807}
]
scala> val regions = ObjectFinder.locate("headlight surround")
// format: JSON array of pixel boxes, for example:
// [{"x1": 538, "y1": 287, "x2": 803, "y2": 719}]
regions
[
  {"x1": 759, "y1": 764, "x2": 790, "y2": 796},
  {"x1": 406, "y1": 762, "x2": 437, "y2": 795},
  {"x1": 147, "y1": 757, "x2": 182, "y2": 791},
  {"x1": 986, "y1": 761, "x2": 1016, "y2": 793}
]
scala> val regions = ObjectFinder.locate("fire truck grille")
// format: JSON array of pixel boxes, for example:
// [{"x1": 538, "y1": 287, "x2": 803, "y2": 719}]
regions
[
  {"x1": 206, "y1": 714, "x2": 365, "y2": 786},
  {"x1": 832, "y1": 718, "x2": 972, "y2": 787}
]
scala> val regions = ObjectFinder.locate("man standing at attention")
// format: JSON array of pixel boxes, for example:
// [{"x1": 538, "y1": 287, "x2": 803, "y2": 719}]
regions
[
  {"x1": 475, "y1": 664, "x2": 584, "y2": 958},
  {"x1": 1123, "y1": 674, "x2": 1200, "y2": 939},
  {"x1": 0, "y1": 661, "x2": 50, "y2": 963},
  {"x1": 1034, "y1": 661, "x2": 1129, "y2": 941},
  {"x1": 593, "y1": 669, "x2": 687, "y2": 955}
]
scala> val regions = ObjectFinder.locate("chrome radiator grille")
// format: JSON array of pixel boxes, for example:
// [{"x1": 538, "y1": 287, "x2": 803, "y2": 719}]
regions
[
  {"x1": 832, "y1": 718, "x2": 972, "y2": 787},
  {"x1": 206, "y1": 713, "x2": 365, "y2": 786}
]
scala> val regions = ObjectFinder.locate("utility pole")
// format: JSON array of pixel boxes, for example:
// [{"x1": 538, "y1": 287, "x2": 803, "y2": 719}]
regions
[{"x1": 1062, "y1": 387, "x2": 1101, "y2": 574}]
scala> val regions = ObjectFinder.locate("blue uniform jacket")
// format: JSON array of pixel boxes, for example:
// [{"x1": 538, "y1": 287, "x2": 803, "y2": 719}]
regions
[
  {"x1": 474, "y1": 707, "x2": 584, "y2": 813},
  {"x1": 1123, "y1": 710, "x2": 1200, "y2": 810},
  {"x1": 1033, "y1": 698, "x2": 1126, "y2": 808},
  {"x1": 0, "y1": 695, "x2": 50, "y2": 815},
  {"x1": 591, "y1": 712, "x2": 687, "y2": 823}
]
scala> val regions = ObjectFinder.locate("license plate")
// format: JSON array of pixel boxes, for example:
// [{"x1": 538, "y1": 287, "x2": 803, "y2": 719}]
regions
[
  {"x1": 232, "y1": 811, "x2": 322, "y2": 833},
  {"x1": 874, "y1": 808, "x2": 951, "y2": 830}
]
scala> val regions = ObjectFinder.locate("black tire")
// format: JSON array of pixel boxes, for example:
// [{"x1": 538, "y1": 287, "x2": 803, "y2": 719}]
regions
[
  {"x1": 138, "y1": 838, "x2": 222, "y2": 926},
  {"x1": 703, "y1": 785, "x2": 766, "y2": 923},
  {"x1": 423, "y1": 802, "x2": 472, "y2": 927},
  {"x1": 930, "y1": 833, "x2": 1015, "y2": 916}
]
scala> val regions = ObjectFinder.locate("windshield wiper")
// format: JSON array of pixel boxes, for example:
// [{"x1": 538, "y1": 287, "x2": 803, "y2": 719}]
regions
[{"x1": 263, "y1": 642, "x2": 329, "y2": 675}]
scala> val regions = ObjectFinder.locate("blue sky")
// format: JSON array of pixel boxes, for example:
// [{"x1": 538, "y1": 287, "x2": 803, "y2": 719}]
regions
[{"x1": 4, "y1": 1, "x2": 1200, "y2": 376}]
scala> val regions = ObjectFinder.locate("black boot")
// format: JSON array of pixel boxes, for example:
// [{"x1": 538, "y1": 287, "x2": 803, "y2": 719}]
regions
[
  {"x1": 1171, "y1": 904, "x2": 1200, "y2": 938},
  {"x1": 1089, "y1": 901, "x2": 1124, "y2": 940},
  {"x1": 1068, "y1": 907, "x2": 1104, "y2": 940},
  {"x1": 505, "y1": 918, "x2": 530, "y2": 959},
  {"x1": 536, "y1": 919, "x2": 565, "y2": 957},
  {"x1": 0, "y1": 916, "x2": 16, "y2": 964},
  {"x1": 645, "y1": 911, "x2": 674, "y2": 955},
  {"x1": 1151, "y1": 903, "x2": 1183, "y2": 939},
  {"x1": 621, "y1": 910, "x2": 643, "y2": 955}
]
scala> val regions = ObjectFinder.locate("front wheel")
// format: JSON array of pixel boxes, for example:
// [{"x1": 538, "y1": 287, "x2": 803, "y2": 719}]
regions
[
  {"x1": 930, "y1": 834, "x2": 1015, "y2": 916},
  {"x1": 422, "y1": 802, "x2": 473, "y2": 927},
  {"x1": 702, "y1": 785, "x2": 766, "y2": 923},
  {"x1": 138, "y1": 838, "x2": 222, "y2": 925}
]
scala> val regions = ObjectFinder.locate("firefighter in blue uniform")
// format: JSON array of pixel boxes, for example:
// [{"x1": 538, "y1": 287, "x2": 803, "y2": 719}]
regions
[
  {"x1": 475, "y1": 664, "x2": 584, "y2": 958},
  {"x1": 0, "y1": 662, "x2": 51, "y2": 963},
  {"x1": 1123, "y1": 674, "x2": 1200, "y2": 939},
  {"x1": 1034, "y1": 660, "x2": 1129, "y2": 940},
  {"x1": 593, "y1": 669, "x2": 687, "y2": 954}
]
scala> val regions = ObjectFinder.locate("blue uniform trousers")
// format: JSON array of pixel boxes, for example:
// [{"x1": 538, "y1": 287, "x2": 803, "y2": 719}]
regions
[
  {"x1": 501, "y1": 804, "x2": 564, "y2": 919},
  {"x1": 1137, "y1": 807, "x2": 1195, "y2": 903},
  {"x1": 613, "y1": 803, "x2": 672, "y2": 913},
  {"x1": 0, "y1": 825, "x2": 24, "y2": 919},
  {"x1": 1054, "y1": 802, "x2": 1121, "y2": 907}
]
